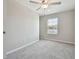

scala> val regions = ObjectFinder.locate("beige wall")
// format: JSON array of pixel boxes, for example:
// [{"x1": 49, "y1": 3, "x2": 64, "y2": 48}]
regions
[
  {"x1": 3, "y1": 0, "x2": 39, "y2": 57},
  {"x1": 39, "y1": 10, "x2": 75, "y2": 44}
]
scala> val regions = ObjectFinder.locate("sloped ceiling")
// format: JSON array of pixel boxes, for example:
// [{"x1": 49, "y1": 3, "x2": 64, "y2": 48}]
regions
[{"x1": 16, "y1": 0, "x2": 75, "y2": 16}]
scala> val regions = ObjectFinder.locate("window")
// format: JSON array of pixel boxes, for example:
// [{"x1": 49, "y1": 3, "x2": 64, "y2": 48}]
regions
[{"x1": 47, "y1": 17, "x2": 58, "y2": 34}]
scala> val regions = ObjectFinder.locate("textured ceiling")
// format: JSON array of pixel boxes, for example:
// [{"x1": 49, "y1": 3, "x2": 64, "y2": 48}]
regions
[{"x1": 16, "y1": 0, "x2": 75, "y2": 16}]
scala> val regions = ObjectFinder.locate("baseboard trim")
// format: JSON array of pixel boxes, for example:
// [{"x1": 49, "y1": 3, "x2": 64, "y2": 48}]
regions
[
  {"x1": 44, "y1": 38, "x2": 75, "y2": 45},
  {"x1": 6, "y1": 40, "x2": 39, "y2": 55}
]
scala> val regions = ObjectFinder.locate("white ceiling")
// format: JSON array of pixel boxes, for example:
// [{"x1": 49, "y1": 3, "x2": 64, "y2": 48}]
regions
[{"x1": 16, "y1": 0, "x2": 75, "y2": 16}]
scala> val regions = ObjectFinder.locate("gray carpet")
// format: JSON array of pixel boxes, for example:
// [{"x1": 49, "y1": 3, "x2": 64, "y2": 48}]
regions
[{"x1": 7, "y1": 40, "x2": 75, "y2": 59}]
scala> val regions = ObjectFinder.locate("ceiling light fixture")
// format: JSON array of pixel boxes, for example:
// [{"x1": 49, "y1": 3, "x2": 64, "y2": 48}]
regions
[{"x1": 41, "y1": 4, "x2": 48, "y2": 8}]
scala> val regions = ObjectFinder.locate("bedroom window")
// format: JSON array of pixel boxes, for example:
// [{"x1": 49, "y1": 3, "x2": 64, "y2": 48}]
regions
[{"x1": 47, "y1": 17, "x2": 58, "y2": 34}]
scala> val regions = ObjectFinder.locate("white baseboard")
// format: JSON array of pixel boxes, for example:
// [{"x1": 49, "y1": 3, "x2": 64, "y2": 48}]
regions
[
  {"x1": 44, "y1": 38, "x2": 75, "y2": 45},
  {"x1": 6, "y1": 40, "x2": 39, "y2": 55}
]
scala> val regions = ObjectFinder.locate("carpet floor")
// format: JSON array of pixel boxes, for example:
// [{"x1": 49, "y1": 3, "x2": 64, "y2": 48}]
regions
[{"x1": 7, "y1": 40, "x2": 75, "y2": 59}]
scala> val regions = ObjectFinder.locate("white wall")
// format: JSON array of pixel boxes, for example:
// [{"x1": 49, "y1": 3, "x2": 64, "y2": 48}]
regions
[
  {"x1": 3, "y1": 0, "x2": 39, "y2": 56},
  {"x1": 39, "y1": 10, "x2": 75, "y2": 44}
]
